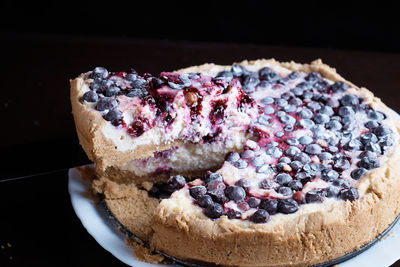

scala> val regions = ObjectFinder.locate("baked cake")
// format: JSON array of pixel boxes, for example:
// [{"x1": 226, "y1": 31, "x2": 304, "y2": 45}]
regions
[{"x1": 71, "y1": 59, "x2": 400, "y2": 266}]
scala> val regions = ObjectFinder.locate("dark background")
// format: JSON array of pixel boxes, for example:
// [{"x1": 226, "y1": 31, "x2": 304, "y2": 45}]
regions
[{"x1": 1, "y1": 2, "x2": 400, "y2": 266}]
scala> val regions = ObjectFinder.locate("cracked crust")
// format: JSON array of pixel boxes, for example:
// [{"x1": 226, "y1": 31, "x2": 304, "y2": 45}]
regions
[{"x1": 75, "y1": 59, "x2": 400, "y2": 266}]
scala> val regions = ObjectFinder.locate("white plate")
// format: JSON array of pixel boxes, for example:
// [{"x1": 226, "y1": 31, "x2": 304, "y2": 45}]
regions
[{"x1": 68, "y1": 109, "x2": 400, "y2": 267}]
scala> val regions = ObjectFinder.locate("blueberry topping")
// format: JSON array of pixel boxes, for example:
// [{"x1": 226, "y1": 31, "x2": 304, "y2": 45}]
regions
[
  {"x1": 205, "y1": 202, "x2": 224, "y2": 219},
  {"x1": 224, "y1": 186, "x2": 246, "y2": 202},
  {"x1": 339, "y1": 187, "x2": 359, "y2": 201},
  {"x1": 278, "y1": 199, "x2": 299, "y2": 214},
  {"x1": 190, "y1": 186, "x2": 207, "y2": 200},
  {"x1": 299, "y1": 136, "x2": 313, "y2": 145},
  {"x1": 340, "y1": 95, "x2": 359, "y2": 106},
  {"x1": 365, "y1": 120, "x2": 380, "y2": 129},
  {"x1": 364, "y1": 142, "x2": 382, "y2": 154},
  {"x1": 278, "y1": 186, "x2": 293, "y2": 196},
  {"x1": 319, "y1": 152, "x2": 332, "y2": 160},
  {"x1": 257, "y1": 164, "x2": 272, "y2": 174},
  {"x1": 197, "y1": 195, "x2": 213, "y2": 208},
  {"x1": 305, "y1": 190, "x2": 325, "y2": 203},
  {"x1": 258, "y1": 114, "x2": 271, "y2": 126},
  {"x1": 266, "y1": 146, "x2": 283, "y2": 158},
  {"x1": 131, "y1": 78, "x2": 148, "y2": 89},
  {"x1": 90, "y1": 67, "x2": 108, "y2": 79},
  {"x1": 259, "y1": 179, "x2": 273, "y2": 189},
  {"x1": 204, "y1": 172, "x2": 223, "y2": 184},
  {"x1": 298, "y1": 108, "x2": 313, "y2": 119},
  {"x1": 125, "y1": 73, "x2": 138, "y2": 82},
  {"x1": 343, "y1": 139, "x2": 362, "y2": 151},
  {"x1": 367, "y1": 110, "x2": 385, "y2": 121},
  {"x1": 226, "y1": 152, "x2": 240, "y2": 163},
  {"x1": 105, "y1": 86, "x2": 120, "y2": 97},
  {"x1": 233, "y1": 159, "x2": 248, "y2": 169},
  {"x1": 373, "y1": 125, "x2": 391, "y2": 136},
  {"x1": 82, "y1": 91, "x2": 98, "y2": 102},
  {"x1": 293, "y1": 152, "x2": 312, "y2": 164},
  {"x1": 247, "y1": 197, "x2": 261, "y2": 208},
  {"x1": 261, "y1": 96, "x2": 274, "y2": 105},
  {"x1": 103, "y1": 109, "x2": 122, "y2": 122},
  {"x1": 96, "y1": 97, "x2": 118, "y2": 111},
  {"x1": 350, "y1": 168, "x2": 367, "y2": 180},
  {"x1": 289, "y1": 161, "x2": 303, "y2": 171},
  {"x1": 325, "y1": 186, "x2": 340, "y2": 198},
  {"x1": 321, "y1": 169, "x2": 339, "y2": 182},
  {"x1": 236, "y1": 178, "x2": 251, "y2": 188},
  {"x1": 166, "y1": 175, "x2": 186, "y2": 193},
  {"x1": 314, "y1": 113, "x2": 330, "y2": 124},
  {"x1": 288, "y1": 180, "x2": 303, "y2": 191},
  {"x1": 260, "y1": 199, "x2": 278, "y2": 214},
  {"x1": 333, "y1": 158, "x2": 351, "y2": 171},
  {"x1": 305, "y1": 144, "x2": 322, "y2": 155},
  {"x1": 330, "y1": 81, "x2": 349, "y2": 93},
  {"x1": 231, "y1": 64, "x2": 246, "y2": 77},
  {"x1": 250, "y1": 156, "x2": 264, "y2": 167},
  {"x1": 275, "y1": 173, "x2": 293, "y2": 186},
  {"x1": 360, "y1": 133, "x2": 378, "y2": 145},
  {"x1": 305, "y1": 72, "x2": 321, "y2": 83},
  {"x1": 358, "y1": 156, "x2": 379, "y2": 170},
  {"x1": 250, "y1": 209, "x2": 270, "y2": 223},
  {"x1": 285, "y1": 146, "x2": 301, "y2": 157},
  {"x1": 264, "y1": 106, "x2": 275, "y2": 114},
  {"x1": 207, "y1": 180, "x2": 226, "y2": 203}
]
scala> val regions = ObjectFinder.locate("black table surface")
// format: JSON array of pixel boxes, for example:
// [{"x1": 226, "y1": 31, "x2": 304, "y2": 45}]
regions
[{"x1": 1, "y1": 33, "x2": 400, "y2": 266}]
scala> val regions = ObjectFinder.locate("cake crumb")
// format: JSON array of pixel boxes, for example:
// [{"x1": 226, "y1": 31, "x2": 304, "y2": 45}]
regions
[{"x1": 125, "y1": 238, "x2": 167, "y2": 264}]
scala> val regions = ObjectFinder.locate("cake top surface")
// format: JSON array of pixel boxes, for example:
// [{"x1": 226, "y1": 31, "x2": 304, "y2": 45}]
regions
[{"x1": 77, "y1": 60, "x2": 398, "y2": 223}]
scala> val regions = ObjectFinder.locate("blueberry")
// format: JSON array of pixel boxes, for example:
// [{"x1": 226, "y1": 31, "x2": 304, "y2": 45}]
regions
[
  {"x1": 326, "y1": 98, "x2": 340, "y2": 108},
  {"x1": 289, "y1": 161, "x2": 303, "y2": 171},
  {"x1": 351, "y1": 168, "x2": 367, "y2": 180},
  {"x1": 242, "y1": 74, "x2": 259, "y2": 92},
  {"x1": 151, "y1": 77, "x2": 165, "y2": 88},
  {"x1": 131, "y1": 78, "x2": 148, "y2": 89},
  {"x1": 190, "y1": 186, "x2": 207, "y2": 200},
  {"x1": 264, "y1": 106, "x2": 275, "y2": 114},
  {"x1": 259, "y1": 179, "x2": 273, "y2": 189},
  {"x1": 188, "y1": 72, "x2": 200, "y2": 79},
  {"x1": 334, "y1": 158, "x2": 351, "y2": 171},
  {"x1": 262, "y1": 72, "x2": 278, "y2": 82},
  {"x1": 358, "y1": 151, "x2": 376, "y2": 159},
  {"x1": 279, "y1": 157, "x2": 291, "y2": 164},
  {"x1": 103, "y1": 109, "x2": 122, "y2": 122},
  {"x1": 280, "y1": 115, "x2": 296, "y2": 126},
  {"x1": 276, "y1": 111, "x2": 286, "y2": 118},
  {"x1": 312, "y1": 125, "x2": 326, "y2": 139},
  {"x1": 379, "y1": 136, "x2": 394, "y2": 151},
  {"x1": 266, "y1": 147, "x2": 283, "y2": 158},
  {"x1": 275, "y1": 98, "x2": 288, "y2": 108},
  {"x1": 257, "y1": 164, "x2": 272, "y2": 174},
  {"x1": 260, "y1": 199, "x2": 278, "y2": 214},
  {"x1": 321, "y1": 169, "x2": 339, "y2": 182},
  {"x1": 285, "y1": 146, "x2": 301, "y2": 157},
  {"x1": 104, "y1": 86, "x2": 120, "y2": 97},
  {"x1": 288, "y1": 180, "x2": 303, "y2": 191},
  {"x1": 314, "y1": 113, "x2": 330, "y2": 124},
  {"x1": 299, "y1": 119, "x2": 315, "y2": 129},
  {"x1": 364, "y1": 142, "x2": 382, "y2": 154},
  {"x1": 250, "y1": 209, "x2": 270, "y2": 223},
  {"x1": 275, "y1": 132, "x2": 284, "y2": 138},
  {"x1": 314, "y1": 80, "x2": 329, "y2": 91},
  {"x1": 305, "y1": 72, "x2": 322, "y2": 83},
  {"x1": 90, "y1": 67, "x2": 108, "y2": 79},
  {"x1": 283, "y1": 104, "x2": 296, "y2": 113},
  {"x1": 231, "y1": 64, "x2": 246, "y2": 77},
  {"x1": 340, "y1": 95, "x2": 359, "y2": 106},
  {"x1": 250, "y1": 156, "x2": 264, "y2": 167},
  {"x1": 286, "y1": 138, "x2": 299, "y2": 146},
  {"x1": 360, "y1": 133, "x2": 378, "y2": 145},
  {"x1": 298, "y1": 108, "x2": 313, "y2": 119},
  {"x1": 233, "y1": 159, "x2": 248, "y2": 169},
  {"x1": 82, "y1": 91, "x2": 98, "y2": 102},
  {"x1": 166, "y1": 175, "x2": 186, "y2": 193},
  {"x1": 205, "y1": 202, "x2": 224, "y2": 219},
  {"x1": 284, "y1": 125, "x2": 294, "y2": 132},
  {"x1": 96, "y1": 97, "x2": 118, "y2": 111},
  {"x1": 339, "y1": 187, "x2": 359, "y2": 201},
  {"x1": 367, "y1": 110, "x2": 385, "y2": 121},
  {"x1": 215, "y1": 70, "x2": 233, "y2": 80},
  {"x1": 125, "y1": 73, "x2": 138, "y2": 82},
  {"x1": 204, "y1": 172, "x2": 223, "y2": 184},
  {"x1": 295, "y1": 172, "x2": 311, "y2": 183},
  {"x1": 247, "y1": 197, "x2": 261, "y2": 208},
  {"x1": 305, "y1": 190, "x2": 325, "y2": 203},
  {"x1": 365, "y1": 120, "x2": 380, "y2": 130},
  {"x1": 299, "y1": 136, "x2": 313, "y2": 145},
  {"x1": 258, "y1": 114, "x2": 271, "y2": 126},
  {"x1": 275, "y1": 173, "x2": 293, "y2": 186},
  {"x1": 127, "y1": 88, "x2": 147, "y2": 98},
  {"x1": 207, "y1": 180, "x2": 226, "y2": 203},
  {"x1": 325, "y1": 187, "x2": 340, "y2": 198},
  {"x1": 330, "y1": 81, "x2": 349, "y2": 93},
  {"x1": 319, "y1": 106, "x2": 334, "y2": 116},
  {"x1": 305, "y1": 144, "x2": 322, "y2": 155},
  {"x1": 225, "y1": 186, "x2": 246, "y2": 202},
  {"x1": 261, "y1": 97, "x2": 274, "y2": 105},
  {"x1": 241, "y1": 150, "x2": 255, "y2": 159},
  {"x1": 358, "y1": 157, "x2": 379, "y2": 170},
  {"x1": 197, "y1": 195, "x2": 213, "y2": 208},
  {"x1": 343, "y1": 139, "x2": 362, "y2": 151},
  {"x1": 307, "y1": 101, "x2": 321, "y2": 111},
  {"x1": 319, "y1": 152, "x2": 332, "y2": 160},
  {"x1": 278, "y1": 199, "x2": 299, "y2": 214},
  {"x1": 288, "y1": 71, "x2": 299, "y2": 79},
  {"x1": 278, "y1": 186, "x2": 293, "y2": 196},
  {"x1": 338, "y1": 106, "x2": 355, "y2": 117},
  {"x1": 226, "y1": 209, "x2": 241, "y2": 219},
  {"x1": 226, "y1": 152, "x2": 240, "y2": 163},
  {"x1": 236, "y1": 178, "x2": 251, "y2": 188},
  {"x1": 293, "y1": 152, "x2": 312, "y2": 164},
  {"x1": 373, "y1": 125, "x2": 391, "y2": 137},
  {"x1": 292, "y1": 87, "x2": 304, "y2": 96}
]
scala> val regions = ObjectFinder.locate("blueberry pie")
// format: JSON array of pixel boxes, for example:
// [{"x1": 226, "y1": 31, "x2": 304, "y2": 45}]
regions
[{"x1": 71, "y1": 59, "x2": 400, "y2": 266}]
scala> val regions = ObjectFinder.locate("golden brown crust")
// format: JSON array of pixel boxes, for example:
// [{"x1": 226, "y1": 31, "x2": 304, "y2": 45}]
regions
[{"x1": 76, "y1": 59, "x2": 400, "y2": 266}]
